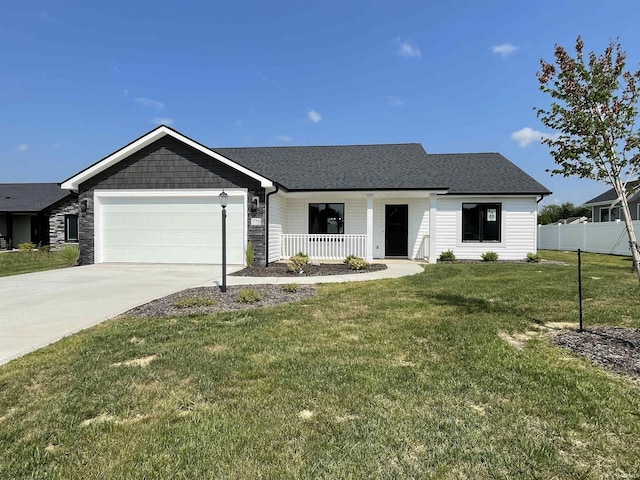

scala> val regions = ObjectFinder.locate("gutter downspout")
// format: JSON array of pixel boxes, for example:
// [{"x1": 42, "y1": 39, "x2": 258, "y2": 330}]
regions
[{"x1": 264, "y1": 184, "x2": 280, "y2": 266}]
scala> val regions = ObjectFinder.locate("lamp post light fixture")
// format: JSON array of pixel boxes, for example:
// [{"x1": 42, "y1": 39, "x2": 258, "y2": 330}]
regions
[{"x1": 219, "y1": 191, "x2": 228, "y2": 293}]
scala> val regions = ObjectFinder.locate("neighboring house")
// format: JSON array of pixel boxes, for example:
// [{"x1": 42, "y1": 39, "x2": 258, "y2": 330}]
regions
[
  {"x1": 583, "y1": 181, "x2": 640, "y2": 222},
  {"x1": 558, "y1": 216, "x2": 590, "y2": 225},
  {"x1": 60, "y1": 125, "x2": 551, "y2": 266},
  {"x1": 0, "y1": 183, "x2": 78, "y2": 250}
]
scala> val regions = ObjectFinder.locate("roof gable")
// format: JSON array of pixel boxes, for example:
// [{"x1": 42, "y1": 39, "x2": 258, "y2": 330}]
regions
[
  {"x1": 61, "y1": 125, "x2": 273, "y2": 190},
  {"x1": 0, "y1": 183, "x2": 73, "y2": 213}
]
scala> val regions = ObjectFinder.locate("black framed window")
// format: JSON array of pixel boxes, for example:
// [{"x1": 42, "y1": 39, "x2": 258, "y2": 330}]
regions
[
  {"x1": 600, "y1": 206, "x2": 620, "y2": 222},
  {"x1": 65, "y1": 215, "x2": 79, "y2": 242},
  {"x1": 462, "y1": 203, "x2": 501, "y2": 242},
  {"x1": 309, "y1": 203, "x2": 344, "y2": 234}
]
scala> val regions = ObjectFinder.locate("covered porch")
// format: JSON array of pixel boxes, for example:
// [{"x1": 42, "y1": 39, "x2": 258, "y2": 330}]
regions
[{"x1": 268, "y1": 190, "x2": 443, "y2": 263}]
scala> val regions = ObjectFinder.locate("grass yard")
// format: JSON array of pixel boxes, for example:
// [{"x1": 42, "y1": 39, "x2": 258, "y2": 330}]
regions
[
  {"x1": 1, "y1": 251, "x2": 639, "y2": 478},
  {"x1": 0, "y1": 246, "x2": 79, "y2": 277}
]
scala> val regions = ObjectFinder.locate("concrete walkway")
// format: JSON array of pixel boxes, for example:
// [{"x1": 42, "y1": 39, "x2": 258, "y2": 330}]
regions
[{"x1": 0, "y1": 261, "x2": 424, "y2": 366}]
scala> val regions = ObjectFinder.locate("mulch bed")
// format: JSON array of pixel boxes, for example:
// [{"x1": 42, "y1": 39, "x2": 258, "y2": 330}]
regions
[
  {"x1": 231, "y1": 262, "x2": 387, "y2": 277},
  {"x1": 554, "y1": 327, "x2": 640, "y2": 378},
  {"x1": 124, "y1": 284, "x2": 317, "y2": 318}
]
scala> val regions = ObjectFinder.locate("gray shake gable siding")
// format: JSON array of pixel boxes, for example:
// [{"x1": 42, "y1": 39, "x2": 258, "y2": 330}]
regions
[{"x1": 77, "y1": 136, "x2": 265, "y2": 265}]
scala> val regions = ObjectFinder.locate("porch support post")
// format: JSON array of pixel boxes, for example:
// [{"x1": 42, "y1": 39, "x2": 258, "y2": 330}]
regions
[
  {"x1": 366, "y1": 194, "x2": 374, "y2": 262},
  {"x1": 428, "y1": 194, "x2": 438, "y2": 264}
]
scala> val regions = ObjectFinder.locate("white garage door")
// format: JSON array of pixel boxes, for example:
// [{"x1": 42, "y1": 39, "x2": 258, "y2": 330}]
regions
[{"x1": 97, "y1": 193, "x2": 245, "y2": 264}]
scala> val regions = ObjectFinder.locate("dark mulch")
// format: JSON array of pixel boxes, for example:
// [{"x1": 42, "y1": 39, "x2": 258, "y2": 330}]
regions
[
  {"x1": 231, "y1": 262, "x2": 387, "y2": 277},
  {"x1": 124, "y1": 284, "x2": 316, "y2": 318},
  {"x1": 554, "y1": 327, "x2": 640, "y2": 378}
]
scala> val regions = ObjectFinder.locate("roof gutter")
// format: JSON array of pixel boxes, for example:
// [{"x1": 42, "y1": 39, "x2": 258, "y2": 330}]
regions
[{"x1": 264, "y1": 184, "x2": 280, "y2": 266}]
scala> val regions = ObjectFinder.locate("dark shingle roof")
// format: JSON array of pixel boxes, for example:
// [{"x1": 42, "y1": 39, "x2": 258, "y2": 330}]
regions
[
  {"x1": 0, "y1": 183, "x2": 71, "y2": 213},
  {"x1": 213, "y1": 144, "x2": 550, "y2": 194},
  {"x1": 584, "y1": 180, "x2": 640, "y2": 205}
]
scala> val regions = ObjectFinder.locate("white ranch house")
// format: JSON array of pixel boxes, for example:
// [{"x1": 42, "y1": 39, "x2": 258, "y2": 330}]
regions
[{"x1": 54, "y1": 125, "x2": 550, "y2": 266}]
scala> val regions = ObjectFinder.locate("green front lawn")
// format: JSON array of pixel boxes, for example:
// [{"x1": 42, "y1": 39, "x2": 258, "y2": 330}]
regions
[
  {"x1": 0, "y1": 246, "x2": 79, "y2": 277},
  {"x1": 1, "y1": 251, "x2": 639, "y2": 478}
]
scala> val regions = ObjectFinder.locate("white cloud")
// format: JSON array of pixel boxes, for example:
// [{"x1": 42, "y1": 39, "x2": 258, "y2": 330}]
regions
[
  {"x1": 308, "y1": 110, "x2": 322, "y2": 123},
  {"x1": 394, "y1": 37, "x2": 421, "y2": 58},
  {"x1": 135, "y1": 97, "x2": 164, "y2": 110},
  {"x1": 492, "y1": 43, "x2": 518, "y2": 57},
  {"x1": 511, "y1": 127, "x2": 559, "y2": 147},
  {"x1": 276, "y1": 135, "x2": 293, "y2": 142},
  {"x1": 152, "y1": 117, "x2": 174, "y2": 125},
  {"x1": 257, "y1": 71, "x2": 280, "y2": 89},
  {"x1": 16, "y1": 144, "x2": 29, "y2": 152},
  {"x1": 388, "y1": 96, "x2": 404, "y2": 107}
]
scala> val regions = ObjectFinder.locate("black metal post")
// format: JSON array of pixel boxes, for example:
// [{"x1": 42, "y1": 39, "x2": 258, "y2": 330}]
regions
[
  {"x1": 221, "y1": 205, "x2": 227, "y2": 293},
  {"x1": 577, "y1": 249, "x2": 583, "y2": 332}
]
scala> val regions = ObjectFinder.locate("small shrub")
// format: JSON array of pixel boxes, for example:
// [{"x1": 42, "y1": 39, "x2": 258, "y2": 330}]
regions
[
  {"x1": 439, "y1": 250, "x2": 456, "y2": 262},
  {"x1": 288, "y1": 252, "x2": 310, "y2": 273},
  {"x1": 347, "y1": 256, "x2": 369, "y2": 270},
  {"x1": 236, "y1": 287, "x2": 262, "y2": 303},
  {"x1": 59, "y1": 244, "x2": 80, "y2": 265},
  {"x1": 526, "y1": 252, "x2": 541, "y2": 263},
  {"x1": 38, "y1": 245, "x2": 51, "y2": 254},
  {"x1": 245, "y1": 241, "x2": 255, "y2": 267},
  {"x1": 173, "y1": 296, "x2": 219, "y2": 309},
  {"x1": 18, "y1": 243, "x2": 36, "y2": 251},
  {"x1": 283, "y1": 283, "x2": 300, "y2": 293},
  {"x1": 343, "y1": 255, "x2": 357, "y2": 264},
  {"x1": 481, "y1": 251, "x2": 499, "y2": 262}
]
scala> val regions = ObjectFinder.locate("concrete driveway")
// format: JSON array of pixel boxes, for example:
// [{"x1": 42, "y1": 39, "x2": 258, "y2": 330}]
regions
[{"x1": 0, "y1": 264, "x2": 240, "y2": 366}]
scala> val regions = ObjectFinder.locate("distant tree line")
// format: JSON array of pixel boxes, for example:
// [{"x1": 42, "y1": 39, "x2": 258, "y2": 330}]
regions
[{"x1": 538, "y1": 202, "x2": 591, "y2": 225}]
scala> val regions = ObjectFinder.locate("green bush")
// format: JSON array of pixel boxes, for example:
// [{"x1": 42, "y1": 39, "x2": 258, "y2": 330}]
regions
[
  {"x1": 283, "y1": 283, "x2": 300, "y2": 293},
  {"x1": 343, "y1": 255, "x2": 357, "y2": 264},
  {"x1": 245, "y1": 241, "x2": 255, "y2": 267},
  {"x1": 236, "y1": 288, "x2": 262, "y2": 303},
  {"x1": 346, "y1": 256, "x2": 369, "y2": 270},
  {"x1": 481, "y1": 251, "x2": 499, "y2": 262},
  {"x1": 18, "y1": 243, "x2": 36, "y2": 251},
  {"x1": 38, "y1": 245, "x2": 51, "y2": 254},
  {"x1": 527, "y1": 252, "x2": 541, "y2": 263},
  {"x1": 439, "y1": 250, "x2": 456, "y2": 261},
  {"x1": 173, "y1": 296, "x2": 219, "y2": 308},
  {"x1": 60, "y1": 245, "x2": 80, "y2": 265},
  {"x1": 288, "y1": 252, "x2": 310, "y2": 273}
]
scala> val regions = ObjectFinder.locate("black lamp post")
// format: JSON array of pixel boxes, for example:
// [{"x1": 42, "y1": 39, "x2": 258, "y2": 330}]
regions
[{"x1": 219, "y1": 191, "x2": 228, "y2": 293}]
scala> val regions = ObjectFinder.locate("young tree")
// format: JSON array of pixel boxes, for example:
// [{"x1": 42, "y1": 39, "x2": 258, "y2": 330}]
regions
[{"x1": 536, "y1": 36, "x2": 640, "y2": 281}]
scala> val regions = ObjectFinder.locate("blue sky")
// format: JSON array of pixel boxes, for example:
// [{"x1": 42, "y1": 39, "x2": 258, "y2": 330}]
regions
[{"x1": 2, "y1": 0, "x2": 639, "y2": 205}]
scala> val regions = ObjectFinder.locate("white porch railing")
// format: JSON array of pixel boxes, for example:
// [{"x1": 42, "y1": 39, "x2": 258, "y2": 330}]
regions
[{"x1": 281, "y1": 234, "x2": 367, "y2": 260}]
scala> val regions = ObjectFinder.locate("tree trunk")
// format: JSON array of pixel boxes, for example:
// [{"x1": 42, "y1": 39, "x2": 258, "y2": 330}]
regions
[{"x1": 613, "y1": 176, "x2": 640, "y2": 283}]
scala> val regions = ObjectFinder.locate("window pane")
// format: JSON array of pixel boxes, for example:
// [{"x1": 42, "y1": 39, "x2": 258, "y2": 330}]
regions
[
  {"x1": 66, "y1": 215, "x2": 78, "y2": 241},
  {"x1": 462, "y1": 204, "x2": 480, "y2": 241},
  {"x1": 462, "y1": 203, "x2": 500, "y2": 242},
  {"x1": 309, "y1": 203, "x2": 344, "y2": 234}
]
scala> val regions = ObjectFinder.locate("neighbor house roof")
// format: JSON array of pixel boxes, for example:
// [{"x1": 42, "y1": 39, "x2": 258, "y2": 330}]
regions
[
  {"x1": 584, "y1": 180, "x2": 640, "y2": 206},
  {"x1": 0, "y1": 183, "x2": 73, "y2": 213},
  {"x1": 214, "y1": 146, "x2": 551, "y2": 195}
]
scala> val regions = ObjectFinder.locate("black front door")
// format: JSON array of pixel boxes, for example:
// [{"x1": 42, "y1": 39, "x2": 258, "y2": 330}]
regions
[{"x1": 385, "y1": 204, "x2": 408, "y2": 257}]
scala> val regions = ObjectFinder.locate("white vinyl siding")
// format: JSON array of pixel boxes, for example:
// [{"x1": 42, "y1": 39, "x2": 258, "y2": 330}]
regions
[
  {"x1": 286, "y1": 197, "x2": 367, "y2": 235},
  {"x1": 435, "y1": 196, "x2": 538, "y2": 260},
  {"x1": 95, "y1": 190, "x2": 245, "y2": 264},
  {"x1": 372, "y1": 197, "x2": 430, "y2": 259},
  {"x1": 268, "y1": 192, "x2": 287, "y2": 263}
]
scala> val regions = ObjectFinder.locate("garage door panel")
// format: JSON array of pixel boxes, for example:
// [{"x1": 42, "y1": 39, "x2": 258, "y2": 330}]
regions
[{"x1": 98, "y1": 195, "x2": 244, "y2": 264}]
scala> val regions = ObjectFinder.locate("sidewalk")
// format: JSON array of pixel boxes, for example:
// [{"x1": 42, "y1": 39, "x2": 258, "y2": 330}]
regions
[{"x1": 200, "y1": 260, "x2": 425, "y2": 286}]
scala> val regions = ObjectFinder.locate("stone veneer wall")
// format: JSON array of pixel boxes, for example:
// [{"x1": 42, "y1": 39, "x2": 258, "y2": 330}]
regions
[
  {"x1": 49, "y1": 196, "x2": 80, "y2": 250},
  {"x1": 247, "y1": 187, "x2": 266, "y2": 266}
]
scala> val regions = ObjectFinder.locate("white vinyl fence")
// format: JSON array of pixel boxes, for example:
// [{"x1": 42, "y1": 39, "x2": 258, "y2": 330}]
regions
[{"x1": 538, "y1": 221, "x2": 639, "y2": 256}]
